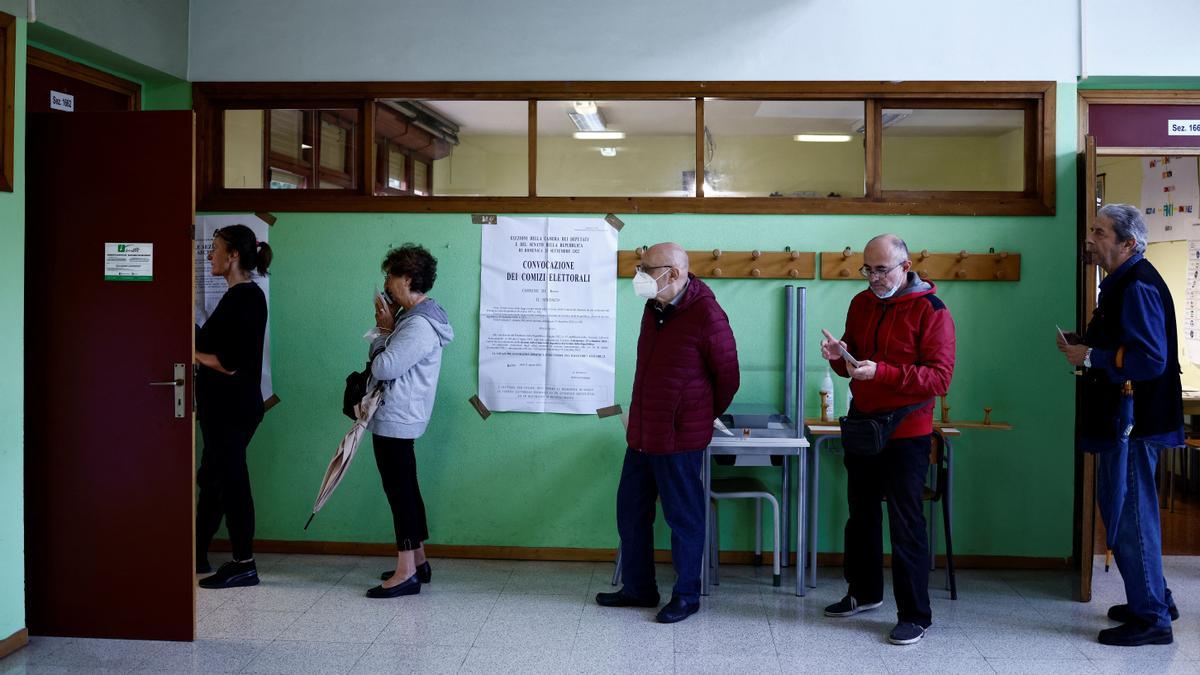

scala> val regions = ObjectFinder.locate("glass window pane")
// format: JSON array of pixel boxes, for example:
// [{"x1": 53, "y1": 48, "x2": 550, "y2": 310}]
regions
[
  {"x1": 703, "y1": 100, "x2": 865, "y2": 198},
  {"x1": 375, "y1": 100, "x2": 527, "y2": 196},
  {"x1": 223, "y1": 109, "x2": 263, "y2": 188},
  {"x1": 881, "y1": 108, "x2": 1025, "y2": 191},
  {"x1": 536, "y1": 100, "x2": 695, "y2": 197},
  {"x1": 413, "y1": 160, "x2": 430, "y2": 196},
  {"x1": 270, "y1": 109, "x2": 307, "y2": 163},
  {"x1": 387, "y1": 147, "x2": 407, "y2": 191},
  {"x1": 224, "y1": 108, "x2": 358, "y2": 190}
]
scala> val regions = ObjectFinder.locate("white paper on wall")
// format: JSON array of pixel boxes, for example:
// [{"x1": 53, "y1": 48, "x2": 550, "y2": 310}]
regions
[
  {"x1": 478, "y1": 217, "x2": 617, "y2": 414},
  {"x1": 1140, "y1": 156, "x2": 1200, "y2": 242},
  {"x1": 1185, "y1": 241, "x2": 1200, "y2": 365}
]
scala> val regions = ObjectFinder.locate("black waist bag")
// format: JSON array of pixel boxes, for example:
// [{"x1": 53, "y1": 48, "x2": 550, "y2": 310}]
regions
[{"x1": 838, "y1": 399, "x2": 933, "y2": 456}]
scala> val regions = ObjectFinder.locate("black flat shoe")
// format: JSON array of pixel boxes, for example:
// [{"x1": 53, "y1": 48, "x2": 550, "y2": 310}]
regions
[
  {"x1": 366, "y1": 573, "x2": 420, "y2": 598},
  {"x1": 199, "y1": 560, "x2": 258, "y2": 589},
  {"x1": 655, "y1": 596, "x2": 699, "y2": 623},
  {"x1": 1098, "y1": 620, "x2": 1173, "y2": 646},
  {"x1": 595, "y1": 590, "x2": 660, "y2": 608},
  {"x1": 381, "y1": 561, "x2": 432, "y2": 583}
]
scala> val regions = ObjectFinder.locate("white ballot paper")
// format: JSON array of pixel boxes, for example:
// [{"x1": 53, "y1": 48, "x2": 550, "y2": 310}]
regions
[{"x1": 478, "y1": 217, "x2": 618, "y2": 414}]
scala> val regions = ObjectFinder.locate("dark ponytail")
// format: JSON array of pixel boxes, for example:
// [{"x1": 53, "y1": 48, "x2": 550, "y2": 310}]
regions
[{"x1": 214, "y1": 224, "x2": 272, "y2": 276}]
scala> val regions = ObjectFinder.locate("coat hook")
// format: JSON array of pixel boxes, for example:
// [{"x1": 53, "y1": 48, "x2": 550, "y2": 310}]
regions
[
  {"x1": 788, "y1": 268, "x2": 800, "y2": 278},
  {"x1": 957, "y1": 250, "x2": 969, "y2": 262},
  {"x1": 919, "y1": 249, "x2": 930, "y2": 261},
  {"x1": 955, "y1": 269, "x2": 968, "y2": 279},
  {"x1": 841, "y1": 247, "x2": 852, "y2": 259},
  {"x1": 751, "y1": 249, "x2": 761, "y2": 259},
  {"x1": 751, "y1": 268, "x2": 761, "y2": 277},
  {"x1": 790, "y1": 250, "x2": 800, "y2": 260},
  {"x1": 994, "y1": 251, "x2": 1008, "y2": 261},
  {"x1": 838, "y1": 269, "x2": 850, "y2": 278},
  {"x1": 635, "y1": 247, "x2": 644, "y2": 258},
  {"x1": 712, "y1": 267, "x2": 723, "y2": 277},
  {"x1": 712, "y1": 249, "x2": 722, "y2": 259},
  {"x1": 993, "y1": 270, "x2": 1006, "y2": 280}
]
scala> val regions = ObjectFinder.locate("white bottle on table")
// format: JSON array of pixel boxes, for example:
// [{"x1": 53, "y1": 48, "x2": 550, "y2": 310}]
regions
[{"x1": 820, "y1": 370, "x2": 835, "y2": 422}]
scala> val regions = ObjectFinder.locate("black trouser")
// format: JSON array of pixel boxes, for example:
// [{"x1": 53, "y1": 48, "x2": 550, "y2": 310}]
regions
[
  {"x1": 843, "y1": 434, "x2": 932, "y2": 627},
  {"x1": 373, "y1": 435, "x2": 429, "y2": 551},
  {"x1": 196, "y1": 416, "x2": 262, "y2": 562}
]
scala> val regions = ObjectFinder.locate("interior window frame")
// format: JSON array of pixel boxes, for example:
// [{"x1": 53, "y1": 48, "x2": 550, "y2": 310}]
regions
[{"x1": 194, "y1": 82, "x2": 1056, "y2": 216}]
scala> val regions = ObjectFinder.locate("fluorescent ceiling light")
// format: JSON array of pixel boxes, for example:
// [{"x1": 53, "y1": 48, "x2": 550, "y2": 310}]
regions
[
  {"x1": 599, "y1": 147, "x2": 617, "y2": 157},
  {"x1": 574, "y1": 131, "x2": 625, "y2": 140},
  {"x1": 793, "y1": 134, "x2": 853, "y2": 142},
  {"x1": 569, "y1": 100, "x2": 607, "y2": 132}
]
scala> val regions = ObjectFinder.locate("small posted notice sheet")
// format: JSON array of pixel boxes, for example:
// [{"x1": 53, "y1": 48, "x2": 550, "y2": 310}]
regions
[
  {"x1": 104, "y1": 243, "x2": 153, "y2": 281},
  {"x1": 478, "y1": 217, "x2": 617, "y2": 414}
]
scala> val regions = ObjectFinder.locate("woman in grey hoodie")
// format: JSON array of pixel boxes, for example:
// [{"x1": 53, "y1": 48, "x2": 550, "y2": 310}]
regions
[{"x1": 365, "y1": 244, "x2": 455, "y2": 599}]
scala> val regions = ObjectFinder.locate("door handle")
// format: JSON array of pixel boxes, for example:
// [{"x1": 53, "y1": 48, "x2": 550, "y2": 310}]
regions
[{"x1": 149, "y1": 363, "x2": 187, "y2": 418}]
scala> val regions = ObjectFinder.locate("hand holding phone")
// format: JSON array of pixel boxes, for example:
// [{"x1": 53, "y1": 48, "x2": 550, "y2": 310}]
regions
[{"x1": 821, "y1": 328, "x2": 862, "y2": 367}]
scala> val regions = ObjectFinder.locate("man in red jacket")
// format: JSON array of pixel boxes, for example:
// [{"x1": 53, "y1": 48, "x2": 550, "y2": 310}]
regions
[
  {"x1": 596, "y1": 242, "x2": 740, "y2": 624},
  {"x1": 820, "y1": 234, "x2": 955, "y2": 645}
]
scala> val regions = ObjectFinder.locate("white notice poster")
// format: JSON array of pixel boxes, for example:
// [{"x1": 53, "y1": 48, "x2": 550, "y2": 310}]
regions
[
  {"x1": 1140, "y1": 156, "x2": 1200, "y2": 242},
  {"x1": 1186, "y1": 241, "x2": 1200, "y2": 365},
  {"x1": 195, "y1": 214, "x2": 274, "y2": 403},
  {"x1": 478, "y1": 216, "x2": 617, "y2": 414}
]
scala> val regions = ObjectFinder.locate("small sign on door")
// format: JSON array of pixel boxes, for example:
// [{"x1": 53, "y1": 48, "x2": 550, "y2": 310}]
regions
[
  {"x1": 50, "y1": 90, "x2": 75, "y2": 112},
  {"x1": 104, "y1": 243, "x2": 154, "y2": 281}
]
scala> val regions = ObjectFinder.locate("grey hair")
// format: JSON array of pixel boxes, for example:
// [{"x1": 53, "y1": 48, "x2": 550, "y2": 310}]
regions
[{"x1": 1098, "y1": 204, "x2": 1148, "y2": 255}]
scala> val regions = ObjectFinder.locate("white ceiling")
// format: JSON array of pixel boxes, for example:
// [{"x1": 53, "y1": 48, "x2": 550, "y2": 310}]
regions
[{"x1": 399, "y1": 100, "x2": 1024, "y2": 137}]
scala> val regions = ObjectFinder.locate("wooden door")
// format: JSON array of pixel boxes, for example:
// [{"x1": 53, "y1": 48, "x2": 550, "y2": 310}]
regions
[
  {"x1": 1074, "y1": 135, "x2": 1098, "y2": 602},
  {"x1": 25, "y1": 111, "x2": 195, "y2": 640}
]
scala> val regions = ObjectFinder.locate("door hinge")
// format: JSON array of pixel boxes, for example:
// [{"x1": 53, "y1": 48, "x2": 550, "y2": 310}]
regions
[{"x1": 190, "y1": 223, "x2": 196, "y2": 240}]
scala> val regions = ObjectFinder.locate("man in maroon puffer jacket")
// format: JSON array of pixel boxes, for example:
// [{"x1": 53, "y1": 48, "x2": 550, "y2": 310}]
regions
[
  {"x1": 596, "y1": 242, "x2": 739, "y2": 624},
  {"x1": 820, "y1": 234, "x2": 955, "y2": 646}
]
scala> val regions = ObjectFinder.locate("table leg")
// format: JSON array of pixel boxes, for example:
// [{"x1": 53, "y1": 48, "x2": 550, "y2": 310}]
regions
[
  {"x1": 795, "y1": 446, "x2": 807, "y2": 597},
  {"x1": 781, "y1": 455, "x2": 790, "y2": 570},
  {"x1": 701, "y1": 446, "x2": 711, "y2": 596},
  {"x1": 808, "y1": 438, "x2": 820, "y2": 589}
]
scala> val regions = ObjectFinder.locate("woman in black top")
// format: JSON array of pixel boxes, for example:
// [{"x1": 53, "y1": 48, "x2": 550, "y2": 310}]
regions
[{"x1": 195, "y1": 224, "x2": 271, "y2": 589}]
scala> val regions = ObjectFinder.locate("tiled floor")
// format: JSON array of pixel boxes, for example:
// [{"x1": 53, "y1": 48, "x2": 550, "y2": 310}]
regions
[{"x1": 2, "y1": 553, "x2": 1199, "y2": 673}]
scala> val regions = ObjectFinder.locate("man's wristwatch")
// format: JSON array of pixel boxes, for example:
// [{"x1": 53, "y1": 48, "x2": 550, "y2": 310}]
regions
[{"x1": 1083, "y1": 348, "x2": 1093, "y2": 369}]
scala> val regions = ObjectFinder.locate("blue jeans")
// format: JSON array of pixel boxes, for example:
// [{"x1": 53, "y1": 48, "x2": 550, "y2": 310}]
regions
[
  {"x1": 615, "y1": 447, "x2": 705, "y2": 603},
  {"x1": 1097, "y1": 438, "x2": 1172, "y2": 629}
]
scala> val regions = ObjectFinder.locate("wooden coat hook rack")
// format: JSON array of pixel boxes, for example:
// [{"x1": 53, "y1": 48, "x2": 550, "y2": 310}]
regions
[
  {"x1": 617, "y1": 248, "x2": 816, "y2": 279},
  {"x1": 820, "y1": 248, "x2": 1021, "y2": 281}
]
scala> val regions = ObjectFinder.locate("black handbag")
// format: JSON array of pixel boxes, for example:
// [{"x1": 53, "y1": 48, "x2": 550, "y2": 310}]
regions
[
  {"x1": 341, "y1": 362, "x2": 372, "y2": 421},
  {"x1": 838, "y1": 399, "x2": 933, "y2": 456},
  {"x1": 342, "y1": 340, "x2": 389, "y2": 421}
]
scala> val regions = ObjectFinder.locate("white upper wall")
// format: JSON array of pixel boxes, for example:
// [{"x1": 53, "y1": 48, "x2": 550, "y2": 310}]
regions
[
  {"x1": 188, "y1": 0, "x2": 1081, "y2": 82},
  {"x1": 1084, "y1": 0, "x2": 1200, "y2": 77},
  {"x1": 0, "y1": 0, "x2": 189, "y2": 79}
]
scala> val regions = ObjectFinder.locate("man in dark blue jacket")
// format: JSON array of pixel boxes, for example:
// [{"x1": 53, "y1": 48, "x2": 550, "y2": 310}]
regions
[{"x1": 1059, "y1": 204, "x2": 1183, "y2": 646}]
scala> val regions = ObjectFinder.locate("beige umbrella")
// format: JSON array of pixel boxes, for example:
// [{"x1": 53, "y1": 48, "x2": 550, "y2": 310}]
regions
[{"x1": 304, "y1": 388, "x2": 383, "y2": 529}]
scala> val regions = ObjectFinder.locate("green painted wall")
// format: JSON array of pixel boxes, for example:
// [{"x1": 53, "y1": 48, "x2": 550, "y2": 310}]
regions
[
  {"x1": 226, "y1": 84, "x2": 1079, "y2": 559},
  {"x1": 0, "y1": 18, "x2": 26, "y2": 642}
]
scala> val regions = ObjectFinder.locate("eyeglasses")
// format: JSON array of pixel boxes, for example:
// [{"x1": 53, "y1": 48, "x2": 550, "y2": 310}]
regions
[
  {"x1": 635, "y1": 264, "x2": 672, "y2": 275},
  {"x1": 859, "y1": 262, "x2": 904, "y2": 279}
]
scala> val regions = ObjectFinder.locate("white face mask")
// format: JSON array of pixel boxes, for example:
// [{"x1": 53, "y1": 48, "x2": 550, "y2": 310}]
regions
[
  {"x1": 872, "y1": 276, "x2": 905, "y2": 299},
  {"x1": 632, "y1": 268, "x2": 670, "y2": 300}
]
